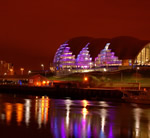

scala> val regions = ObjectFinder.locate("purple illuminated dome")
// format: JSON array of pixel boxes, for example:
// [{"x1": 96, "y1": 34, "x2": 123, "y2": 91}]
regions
[{"x1": 53, "y1": 36, "x2": 150, "y2": 71}]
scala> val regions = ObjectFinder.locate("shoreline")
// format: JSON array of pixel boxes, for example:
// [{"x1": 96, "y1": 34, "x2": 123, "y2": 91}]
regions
[{"x1": 0, "y1": 85, "x2": 124, "y2": 101}]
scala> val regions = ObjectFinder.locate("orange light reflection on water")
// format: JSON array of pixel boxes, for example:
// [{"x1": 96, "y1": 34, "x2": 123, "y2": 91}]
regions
[
  {"x1": 16, "y1": 103, "x2": 23, "y2": 126},
  {"x1": 5, "y1": 103, "x2": 13, "y2": 124},
  {"x1": 38, "y1": 96, "x2": 49, "y2": 128}
]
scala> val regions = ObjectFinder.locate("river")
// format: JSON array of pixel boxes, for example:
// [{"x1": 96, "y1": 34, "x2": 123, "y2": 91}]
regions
[{"x1": 0, "y1": 93, "x2": 150, "y2": 138}]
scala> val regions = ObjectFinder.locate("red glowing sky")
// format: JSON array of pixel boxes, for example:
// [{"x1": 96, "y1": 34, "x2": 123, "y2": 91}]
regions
[{"x1": 0, "y1": 0, "x2": 150, "y2": 71}]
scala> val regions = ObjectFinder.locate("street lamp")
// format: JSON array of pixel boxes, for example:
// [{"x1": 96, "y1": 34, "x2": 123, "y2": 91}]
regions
[
  {"x1": 28, "y1": 70, "x2": 31, "y2": 75},
  {"x1": 103, "y1": 68, "x2": 107, "y2": 72},
  {"x1": 136, "y1": 67, "x2": 140, "y2": 83},
  {"x1": 20, "y1": 68, "x2": 24, "y2": 75},
  {"x1": 84, "y1": 76, "x2": 88, "y2": 81},
  {"x1": 41, "y1": 64, "x2": 44, "y2": 70},
  {"x1": 9, "y1": 68, "x2": 14, "y2": 75}
]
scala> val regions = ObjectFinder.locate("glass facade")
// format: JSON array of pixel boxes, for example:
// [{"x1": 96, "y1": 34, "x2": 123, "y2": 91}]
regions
[
  {"x1": 53, "y1": 43, "x2": 68, "y2": 69},
  {"x1": 95, "y1": 43, "x2": 122, "y2": 67},
  {"x1": 76, "y1": 43, "x2": 93, "y2": 69},
  {"x1": 59, "y1": 47, "x2": 76, "y2": 69},
  {"x1": 135, "y1": 44, "x2": 150, "y2": 65},
  {"x1": 54, "y1": 41, "x2": 150, "y2": 72}
]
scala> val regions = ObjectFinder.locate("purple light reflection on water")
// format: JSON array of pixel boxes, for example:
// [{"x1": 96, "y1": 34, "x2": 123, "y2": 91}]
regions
[
  {"x1": 74, "y1": 123, "x2": 78, "y2": 138},
  {"x1": 81, "y1": 118, "x2": 87, "y2": 138},
  {"x1": 100, "y1": 130, "x2": 105, "y2": 138},
  {"x1": 87, "y1": 123, "x2": 91, "y2": 138},
  {"x1": 109, "y1": 124, "x2": 114, "y2": 138},
  {"x1": 54, "y1": 118, "x2": 59, "y2": 138},
  {"x1": 1, "y1": 95, "x2": 150, "y2": 138},
  {"x1": 78, "y1": 123, "x2": 82, "y2": 138},
  {"x1": 61, "y1": 119, "x2": 66, "y2": 138},
  {"x1": 93, "y1": 127, "x2": 98, "y2": 138}
]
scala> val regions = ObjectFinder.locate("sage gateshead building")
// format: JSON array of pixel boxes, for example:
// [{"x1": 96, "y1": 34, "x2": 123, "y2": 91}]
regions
[{"x1": 53, "y1": 36, "x2": 150, "y2": 73}]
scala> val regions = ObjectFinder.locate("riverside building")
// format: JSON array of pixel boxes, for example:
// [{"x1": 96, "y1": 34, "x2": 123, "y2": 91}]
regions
[
  {"x1": 53, "y1": 36, "x2": 150, "y2": 74},
  {"x1": 0, "y1": 60, "x2": 14, "y2": 75}
]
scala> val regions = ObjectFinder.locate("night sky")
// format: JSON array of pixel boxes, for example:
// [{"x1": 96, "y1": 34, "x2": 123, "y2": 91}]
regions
[{"x1": 0, "y1": 0, "x2": 150, "y2": 72}]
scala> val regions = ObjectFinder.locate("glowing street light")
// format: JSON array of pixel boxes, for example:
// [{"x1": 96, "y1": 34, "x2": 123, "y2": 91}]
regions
[
  {"x1": 20, "y1": 68, "x2": 24, "y2": 75},
  {"x1": 136, "y1": 67, "x2": 140, "y2": 83},
  {"x1": 9, "y1": 68, "x2": 14, "y2": 75},
  {"x1": 84, "y1": 76, "x2": 88, "y2": 82},
  {"x1": 104, "y1": 68, "x2": 107, "y2": 72},
  {"x1": 28, "y1": 70, "x2": 31, "y2": 75},
  {"x1": 41, "y1": 64, "x2": 44, "y2": 70}
]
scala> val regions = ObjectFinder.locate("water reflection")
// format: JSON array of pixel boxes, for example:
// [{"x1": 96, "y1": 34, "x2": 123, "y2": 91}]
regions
[
  {"x1": 82, "y1": 100, "x2": 88, "y2": 119},
  {"x1": 65, "y1": 99, "x2": 71, "y2": 129},
  {"x1": 133, "y1": 108, "x2": 142, "y2": 137},
  {"x1": 1, "y1": 94, "x2": 150, "y2": 138},
  {"x1": 24, "y1": 99, "x2": 31, "y2": 126},
  {"x1": 16, "y1": 103, "x2": 23, "y2": 125},
  {"x1": 5, "y1": 103, "x2": 12, "y2": 124},
  {"x1": 37, "y1": 96, "x2": 49, "y2": 128}
]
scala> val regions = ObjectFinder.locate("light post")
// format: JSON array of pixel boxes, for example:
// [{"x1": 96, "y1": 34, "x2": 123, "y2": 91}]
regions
[
  {"x1": 28, "y1": 70, "x2": 31, "y2": 75},
  {"x1": 103, "y1": 68, "x2": 107, "y2": 72},
  {"x1": 20, "y1": 68, "x2": 24, "y2": 75},
  {"x1": 84, "y1": 76, "x2": 88, "y2": 82},
  {"x1": 9, "y1": 68, "x2": 14, "y2": 75},
  {"x1": 136, "y1": 67, "x2": 140, "y2": 83},
  {"x1": 41, "y1": 64, "x2": 44, "y2": 70}
]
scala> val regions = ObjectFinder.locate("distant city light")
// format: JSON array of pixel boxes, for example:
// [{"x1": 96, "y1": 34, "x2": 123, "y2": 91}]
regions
[
  {"x1": 10, "y1": 69, "x2": 13, "y2": 72},
  {"x1": 42, "y1": 81, "x2": 46, "y2": 84},
  {"x1": 28, "y1": 70, "x2": 31, "y2": 74},
  {"x1": 84, "y1": 76, "x2": 88, "y2": 81},
  {"x1": 41, "y1": 64, "x2": 44, "y2": 70},
  {"x1": 20, "y1": 68, "x2": 24, "y2": 75},
  {"x1": 104, "y1": 68, "x2": 107, "y2": 72}
]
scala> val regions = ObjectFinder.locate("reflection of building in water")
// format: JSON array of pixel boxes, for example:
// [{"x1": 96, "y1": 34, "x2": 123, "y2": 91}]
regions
[
  {"x1": 50, "y1": 100, "x2": 116, "y2": 138},
  {"x1": 35, "y1": 96, "x2": 39, "y2": 121},
  {"x1": 81, "y1": 100, "x2": 89, "y2": 138},
  {"x1": 44, "y1": 96, "x2": 49, "y2": 125},
  {"x1": 133, "y1": 108, "x2": 142, "y2": 137},
  {"x1": 82, "y1": 100, "x2": 88, "y2": 108},
  {"x1": 82, "y1": 107, "x2": 88, "y2": 119},
  {"x1": 99, "y1": 101, "x2": 109, "y2": 108},
  {"x1": 82, "y1": 100, "x2": 88, "y2": 119},
  {"x1": 16, "y1": 103, "x2": 23, "y2": 126},
  {"x1": 100, "y1": 108, "x2": 107, "y2": 132},
  {"x1": 37, "y1": 96, "x2": 49, "y2": 128},
  {"x1": 99, "y1": 101, "x2": 115, "y2": 138},
  {"x1": 24, "y1": 99, "x2": 31, "y2": 126},
  {"x1": 100, "y1": 108, "x2": 107, "y2": 138},
  {"x1": 5, "y1": 103, "x2": 13, "y2": 124},
  {"x1": 65, "y1": 99, "x2": 72, "y2": 129}
]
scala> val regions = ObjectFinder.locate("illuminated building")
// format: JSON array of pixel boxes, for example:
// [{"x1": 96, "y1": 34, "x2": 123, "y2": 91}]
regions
[
  {"x1": 59, "y1": 46, "x2": 76, "y2": 69},
  {"x1": 76, "y1": 43, "x2": 93, "y2": 69},
  {"x1": 28, "y1": 74, "x2": 50, "y2": 86},
  {"x1": 0, "y1": 60, "x2": 14, "y2": 75},
  {"x1": 53, "y1": 36, "x2": 150, "y2": 73},
  {"x1": 135, "y1": 43, "x2": 150, "y2": 65},
  {"x1": 95, "y1": 43, "x2": 122, "y2": 67}
]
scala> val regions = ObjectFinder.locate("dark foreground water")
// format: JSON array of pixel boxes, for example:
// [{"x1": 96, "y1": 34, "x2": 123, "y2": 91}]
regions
[{"x1": 0, "y1": 94, "x2": 150, "y2": 138}]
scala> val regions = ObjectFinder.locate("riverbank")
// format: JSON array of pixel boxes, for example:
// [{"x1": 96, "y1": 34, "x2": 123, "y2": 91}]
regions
[{"x1": 0, "y1": 85, "x2": 123, "y2": 101}]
